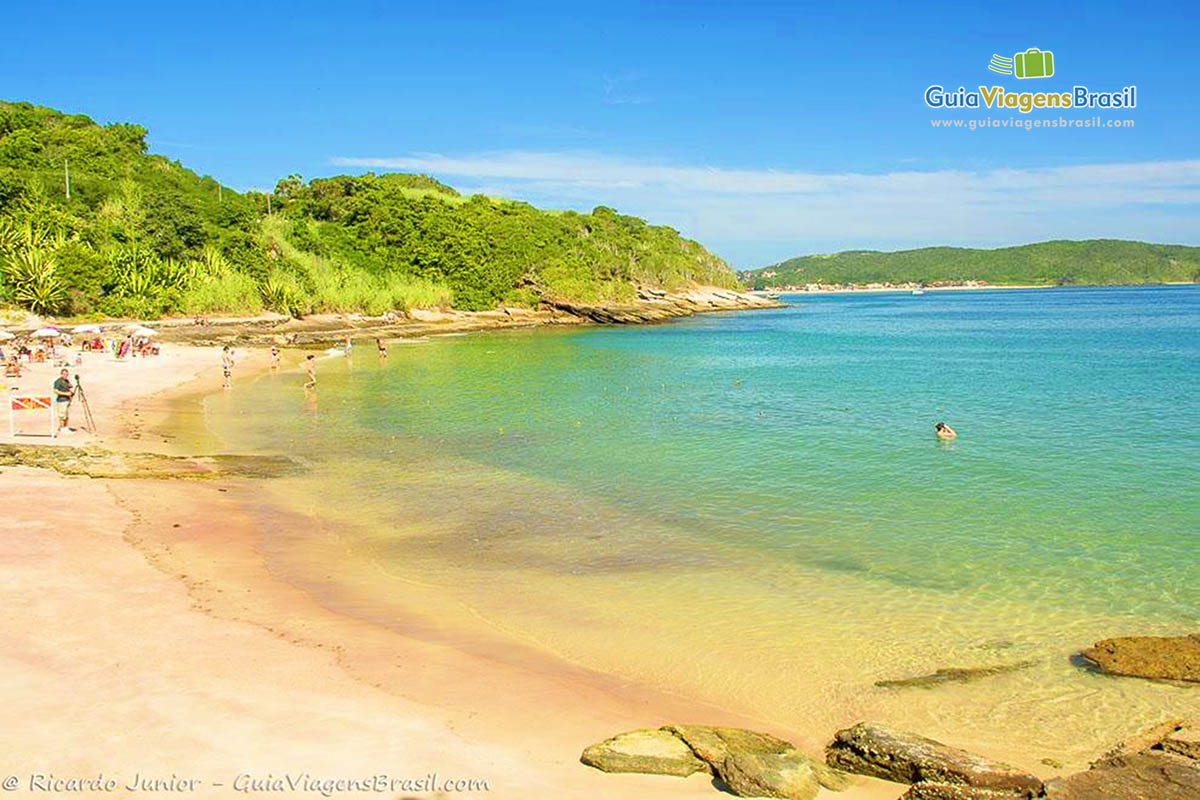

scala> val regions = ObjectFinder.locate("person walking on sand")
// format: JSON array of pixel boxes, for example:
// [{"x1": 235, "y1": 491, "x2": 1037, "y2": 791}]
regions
[
  {"x1": 270, "y1": 345, "x2": 281, "y2": 370},
  {"x1": 303, "y1": 354, "x2": 317, "y2": 389},
  {"x1": 935, "y1": 421, "x2": 957, "y2": 440},
  {"x1": 221, "y1": 346, "x2": 234, "y2": 389},
  {"x1": 53, "y1": 368, "x2": 74, "y2": 432}
]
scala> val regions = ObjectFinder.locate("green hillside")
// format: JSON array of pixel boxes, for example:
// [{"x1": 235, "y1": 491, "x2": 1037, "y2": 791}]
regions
[
  {"x1": 743, "y1": 241, "x2": 1200, "y2": 289},
  {"x1": 0, "y1": 100, "x2": 736, "y2": 318}
]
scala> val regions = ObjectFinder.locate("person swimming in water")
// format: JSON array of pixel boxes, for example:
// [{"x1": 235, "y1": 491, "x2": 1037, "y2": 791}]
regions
[{"x1": 935, "y1": 421, "x2": 957, "y2": 440}]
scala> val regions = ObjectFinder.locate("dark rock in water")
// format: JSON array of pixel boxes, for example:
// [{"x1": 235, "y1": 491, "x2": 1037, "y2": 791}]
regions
[
  {"x1": 1078, "y1": 634, "x2": 1200, "y2": 683},
  {"x1": 580, "y1": 728, "x2": 709, "y2": 777},
  {"x1": 581, "y1": 725, "x2": 852, "y2": 799},
  {"x1": 825, "y1": 723, "x2": 1043, "y2": 796},
  {"x1": 876, "y1": 660, "x2": 1038, "y2": 689},
  {"x1": 1043, "y1": 753, "x2": 1200, "y2": 799}
]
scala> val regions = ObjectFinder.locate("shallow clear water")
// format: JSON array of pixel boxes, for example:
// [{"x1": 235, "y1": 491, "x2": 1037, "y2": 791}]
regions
[{"x1": 206, "y1": 286, "x2": 1200, "y2": 764}]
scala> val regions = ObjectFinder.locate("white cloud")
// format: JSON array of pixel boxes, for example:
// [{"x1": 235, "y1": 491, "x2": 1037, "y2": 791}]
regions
[{"x1": 328, "y1": 151, "x2": 1200, "y2": 266}]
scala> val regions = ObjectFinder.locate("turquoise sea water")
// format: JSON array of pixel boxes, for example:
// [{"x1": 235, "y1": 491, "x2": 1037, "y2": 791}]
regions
[{"x1": 207, "y1": 286, "x2": 1199, "y2": 764}]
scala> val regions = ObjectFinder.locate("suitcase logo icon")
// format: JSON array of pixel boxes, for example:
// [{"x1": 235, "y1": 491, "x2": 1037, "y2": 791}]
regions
[{"x1": 988, "y1": 48, "x2": 1055, "y2": 79}]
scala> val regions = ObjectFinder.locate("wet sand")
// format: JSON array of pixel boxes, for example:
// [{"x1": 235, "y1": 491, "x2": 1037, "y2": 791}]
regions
[{"x1": 0, "y1": 344, "x2": 902, "y2": 799}]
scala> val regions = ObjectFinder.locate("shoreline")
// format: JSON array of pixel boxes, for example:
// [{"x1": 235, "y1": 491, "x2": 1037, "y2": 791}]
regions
[
  {"x1": 6, "y1": 285, "x2": 784, "y2": 351},
  {"x1": 753, "y1": 283, "x2": 1052, "y2": 295},
  {"x1": 752, "y1": 281, "x2": 1200, "y2": 295},
  {"x1": 6, "y1": 293, "x2": 1191, "y2": 798},
  {"x1": 1, "y1": 317, "x2": 903, "y2": 799}
]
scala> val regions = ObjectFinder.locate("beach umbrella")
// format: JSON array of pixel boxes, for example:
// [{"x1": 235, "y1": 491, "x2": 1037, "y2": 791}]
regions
[
  {"x1": 122, "y1": 323, "x2": 143, "y2": 332},
  {"x1": 32, "y1": 327, "x2": 61, "y2": 338},
  {"x1": 0, "y1": 331, "x2": 13, "y2": 341},
  {"x1": 132, "y1": 326, "x2": 158, "y2": 337},
  {"x1": 74, "y1": 324, "x2": 102, "y2": 334}
]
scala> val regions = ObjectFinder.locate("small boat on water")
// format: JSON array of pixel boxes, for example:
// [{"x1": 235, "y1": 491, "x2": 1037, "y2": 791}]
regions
[{"x1": 911, "y1": 288, "x2": 925, "y2": 296}]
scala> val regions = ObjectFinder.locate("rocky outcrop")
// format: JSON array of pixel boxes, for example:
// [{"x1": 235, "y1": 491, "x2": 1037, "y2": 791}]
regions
[
  {"x1": 148, "y1": 286, "x2": 783, "y2": 347},
  {"x1": 0, "y1": 444, "x2": 301, "y2": 480},
  {"x1": 580, "y1": 728, "x2": 709, "y2": 777},
  {"x1": 876, "y1": 661, "x2": 1039, "y2": 689},
  {"x1": 719, "y1": 751, "x2": 820, "y2": 799},
  {"x1": 545, "y1": 286, "x2": 784, "y2": 325},
  {"x1": 1094, "y1": 718, "x2": 1200, "y2": 763},
  {"x1": 825, "y1": 723, "x2": 1043, "y2": 796},
  {"x1": 666, "y1": 725, "x2": 853, "y2": 796},
  {"x1": 1078, "y1": 634, "x2": 1200, "y2": 682},
  {"x1": 1043, "y1": 718, "x2": 1200, "y2": 799},
  {"x1": 581, "y1": 725, "x2": 851, "y2": 799},
  {"x1": 1044, "y1": 753, "x2": 1200, "y2": 799},
  {"x1": 903, "y1": 785, "x2": 1039, "y2": 799}
]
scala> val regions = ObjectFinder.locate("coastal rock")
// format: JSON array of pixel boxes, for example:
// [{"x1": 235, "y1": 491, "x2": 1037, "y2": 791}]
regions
[
  {"x1": 1162, "y1": 724, "x2": 1200, "y2": 761},
  {"x1": 579, "y1": 728, "x2": 709, "y2": 777},
  {"x1": 1043, "y1": 753, "x2": 1200, "y2": 799},
  {"x1": 1041, "y1": 719, "x2": 1200, "y2": 800},
  {"x1": 666, "y1": 725, "x2": 853, "y2": 795},
  {"x1": 0, "y1": 444, "x2": 301, "y2": 480},
  {"x1": 825, "y1": 723, "x2": 1043, "y2": 796},
  {"x1": 1095, "y1": 718, "x2": 1200, "y2": 763},
  {"x1": 718, "y1": 751, "x2": 820, "y2": 800},
  {"x1": 581, "y1": 725, "x2": 851, "y2": 798},
  {"x1": 545, "y1": 285, "x2": 783, "y2": 324},
  {"x1": 902, "y1": 784, "x2": 1035, "y2": 799},
  {"x1": 1078, "y1": 634, "x2": 1200, "y2": 682},
  {"x1": 876, "y1": 661, "x2": 1038, "y2": 689},
  {"x1": 666, "y1": 725, "x2": 792, "y2": 763}
]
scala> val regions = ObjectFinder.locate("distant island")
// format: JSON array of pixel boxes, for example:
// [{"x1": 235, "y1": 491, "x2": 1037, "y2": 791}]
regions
[
  {"x1": 0, "y1": 101, "x2": 740, "y2": 319},
  {"x1": 741, "y1": 240, "x2": 1200, "y2": 291}
]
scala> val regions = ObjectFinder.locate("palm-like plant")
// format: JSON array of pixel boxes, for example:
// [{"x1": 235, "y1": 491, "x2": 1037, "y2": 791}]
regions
[{"x1": 1, "y1": 245, "x2": 67, "y2": 314}]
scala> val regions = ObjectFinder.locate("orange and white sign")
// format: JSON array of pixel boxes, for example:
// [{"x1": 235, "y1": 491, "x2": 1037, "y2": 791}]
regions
[
  {"x1": 9, "y1": 394, "x2": 56, "y2": 437},
  {"x1": 10, "y1": 395, "x2": 52, "y2": 411}
]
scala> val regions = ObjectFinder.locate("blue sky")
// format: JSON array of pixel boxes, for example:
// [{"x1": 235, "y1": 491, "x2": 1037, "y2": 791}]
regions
[{"x1": 4, "y1": 0, "x2": 1198, "y2": 267}]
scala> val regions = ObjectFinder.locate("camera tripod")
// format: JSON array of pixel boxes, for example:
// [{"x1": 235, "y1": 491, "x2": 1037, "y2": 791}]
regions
[{"x1": 73, "y1": 374, "x2": 97, "y2": 434}]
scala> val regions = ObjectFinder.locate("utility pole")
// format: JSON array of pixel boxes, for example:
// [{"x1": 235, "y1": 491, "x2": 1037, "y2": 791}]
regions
[{"x1": 64, "y1": 159, "x2": 70, "y2": 200}]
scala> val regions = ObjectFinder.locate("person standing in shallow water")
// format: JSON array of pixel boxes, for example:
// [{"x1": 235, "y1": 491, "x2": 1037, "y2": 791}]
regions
[
  {"x1": 303, "y1": 354, "x2": 317, "y2": 389},
  {"x1": 221, "y1": 346, "x2": 234, "y2": 389},
  {"x1": 935, "y1": 421, "x2": 957, "y2": 440},
  {"x1": 376, "y1": 338, "x2": 388, "y2": 360},
  {"x1": 270, "y1": 345, "x2": 281, "y2": 370}
]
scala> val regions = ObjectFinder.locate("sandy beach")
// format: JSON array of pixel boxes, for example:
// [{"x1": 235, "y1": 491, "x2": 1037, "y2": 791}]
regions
[{"x1": 0, "y1": 340, "x2": 902, "y2": 800}]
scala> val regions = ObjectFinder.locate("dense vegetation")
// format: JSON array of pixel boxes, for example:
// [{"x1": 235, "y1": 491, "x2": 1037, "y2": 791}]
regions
[
  {"x1": 743, "y1": 241, "x2": 1200, "y2": 289},
  {"x1": 0, "y1": 100, "x2": 736, "y2": 318}
]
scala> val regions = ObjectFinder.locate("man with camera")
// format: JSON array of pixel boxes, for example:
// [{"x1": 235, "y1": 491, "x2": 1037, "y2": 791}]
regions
[{"x1": 53, "y1": 368, "x2": 74, "y2": 432}]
